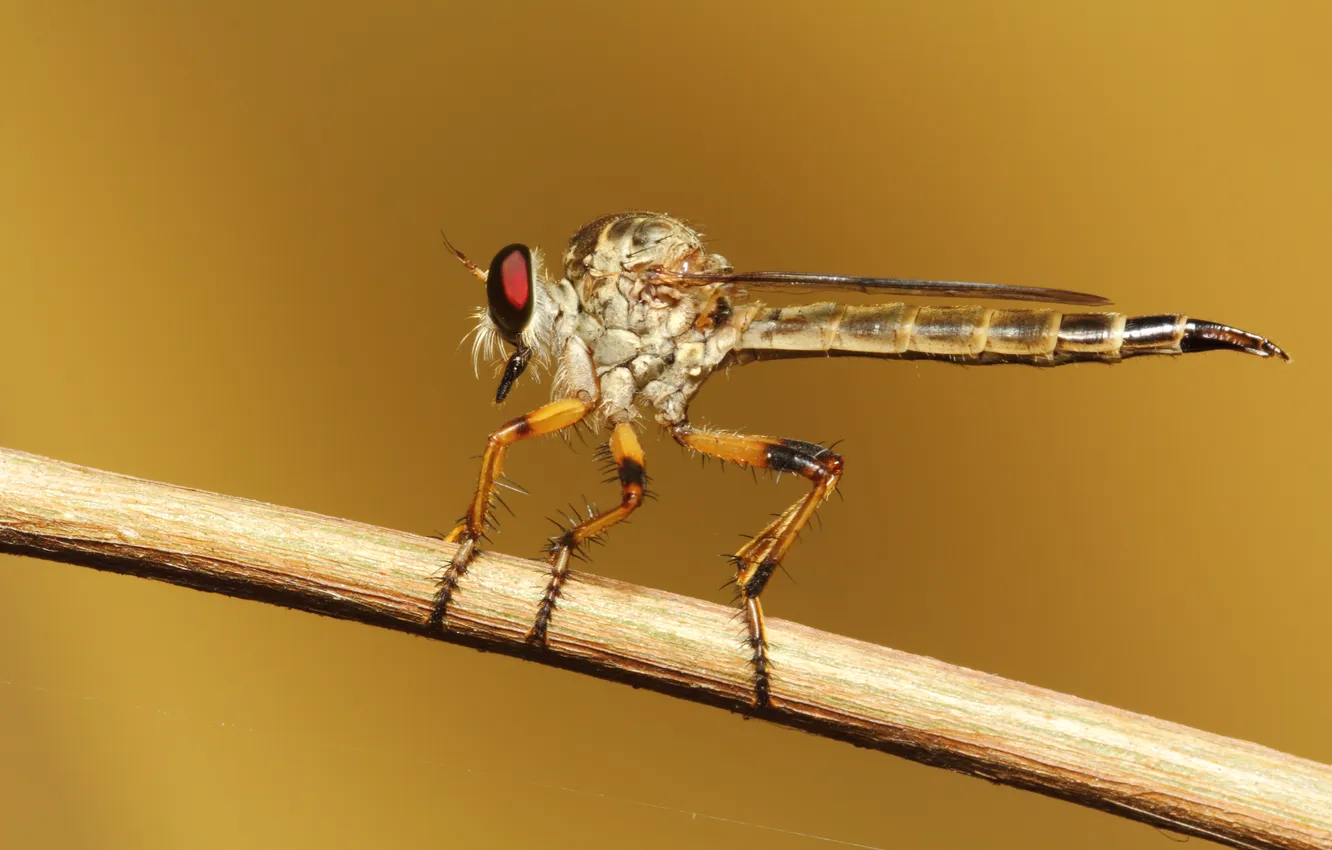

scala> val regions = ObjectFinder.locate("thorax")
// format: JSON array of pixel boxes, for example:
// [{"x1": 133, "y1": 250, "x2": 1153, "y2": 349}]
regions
[{"x1": 552, "y1": 212, "x2": 753, "y2": 423}]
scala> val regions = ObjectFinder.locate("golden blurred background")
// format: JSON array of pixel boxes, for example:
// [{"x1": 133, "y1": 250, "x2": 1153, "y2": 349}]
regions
[{"x1": 2, "y1": 2, "x2": 1328, "y2": 848}]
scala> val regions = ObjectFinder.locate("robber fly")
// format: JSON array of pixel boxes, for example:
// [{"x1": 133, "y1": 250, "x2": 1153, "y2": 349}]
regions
[{"x1": 434, "y1": 211, "x2": 1287, "y2": 707}]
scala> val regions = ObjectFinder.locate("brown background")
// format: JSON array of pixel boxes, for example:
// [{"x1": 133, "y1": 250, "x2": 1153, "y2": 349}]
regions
[{"x1": 2, "y1": 2, "x2": 1328, "y2": 848}]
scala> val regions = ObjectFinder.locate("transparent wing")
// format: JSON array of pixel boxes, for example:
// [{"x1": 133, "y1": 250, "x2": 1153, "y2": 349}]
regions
[{"x1": 654, "y1": 269, "x2": 1111, "y2": 306}]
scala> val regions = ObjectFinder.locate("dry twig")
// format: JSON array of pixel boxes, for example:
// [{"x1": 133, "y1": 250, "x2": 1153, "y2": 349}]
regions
[{"x1": 0, "y1": 446, "x2": 1328, "y2": 849}]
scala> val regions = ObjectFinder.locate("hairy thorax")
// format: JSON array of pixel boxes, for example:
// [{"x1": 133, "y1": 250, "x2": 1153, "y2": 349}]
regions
[{"x1": 554, "y1": 212, "x2": 754, "y2": 425}]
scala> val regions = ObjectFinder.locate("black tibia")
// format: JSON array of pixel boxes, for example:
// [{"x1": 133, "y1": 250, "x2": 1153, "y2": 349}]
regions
[
  {"x1": 670, "y1": 423, "x2": 844, "y2": 708},
  {"x1": 764, "y1": 438, "x2": 835, "y2": 481},
  {"x1": 528, "y1": 422, "x2": 646, "y2": 646}
]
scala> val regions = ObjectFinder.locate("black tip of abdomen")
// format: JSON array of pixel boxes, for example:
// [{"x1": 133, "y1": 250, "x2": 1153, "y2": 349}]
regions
[{"x1": 1181, "y1": 319, "x2": 1290, "y2": 361}]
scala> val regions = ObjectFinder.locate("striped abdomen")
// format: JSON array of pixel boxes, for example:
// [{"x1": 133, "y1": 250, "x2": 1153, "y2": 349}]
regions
[{"x1": 736, "y1": 303, "x2": 1287, "y2": 364}]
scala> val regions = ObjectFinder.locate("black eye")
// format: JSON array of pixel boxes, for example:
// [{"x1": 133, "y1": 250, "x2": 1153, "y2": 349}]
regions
[{"x1": 487, "y1": 244, "x2": 534, "y2": 341}]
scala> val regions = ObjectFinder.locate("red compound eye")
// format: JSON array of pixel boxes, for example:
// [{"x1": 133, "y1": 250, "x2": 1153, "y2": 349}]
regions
[{"x1": 486, "y1": 244, "x2": 534, "y2": 340}]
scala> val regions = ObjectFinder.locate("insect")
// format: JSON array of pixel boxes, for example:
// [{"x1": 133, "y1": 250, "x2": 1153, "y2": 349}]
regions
[{"x1": 433, "y1": 211, "x2": 1288, "y2": 707}]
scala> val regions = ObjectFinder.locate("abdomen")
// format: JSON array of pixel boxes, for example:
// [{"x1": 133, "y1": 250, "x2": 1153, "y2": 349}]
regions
[{"x1": 736, "y1": 303, "x2": 1287, "y2": 364}]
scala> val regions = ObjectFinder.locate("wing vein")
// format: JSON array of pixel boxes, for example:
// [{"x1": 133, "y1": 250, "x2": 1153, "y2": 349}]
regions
[{"x1": 659, "y1": 270, "x2": 1111, "y2": 306}]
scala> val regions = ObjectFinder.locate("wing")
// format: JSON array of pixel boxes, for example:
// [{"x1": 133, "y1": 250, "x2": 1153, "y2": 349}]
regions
[{"x1": 654, "y1": 269, "x2": 1111, "y2": 306}]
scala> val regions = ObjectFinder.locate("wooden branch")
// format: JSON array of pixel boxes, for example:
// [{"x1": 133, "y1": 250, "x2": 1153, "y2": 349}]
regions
[{"x1": 0, "y1": 446, "x2": 1328, "y2": 850}]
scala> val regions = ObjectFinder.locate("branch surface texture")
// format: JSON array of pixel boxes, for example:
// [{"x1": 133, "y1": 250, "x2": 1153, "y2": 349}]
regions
[{"x1": 0, "y1": 446, "x2": 1328, "y2": 850}]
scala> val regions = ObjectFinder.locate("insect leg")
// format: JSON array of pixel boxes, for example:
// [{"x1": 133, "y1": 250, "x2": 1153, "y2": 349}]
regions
[
  {"x1": 528, "y1": 422, "x2": 646, "y2": 645},
  {"x1": 670, "y1": 423, "x2": 844, "y2": 708},
  {"x1": 431, "y1": 398, "x2": 590, "y2": 630}
]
